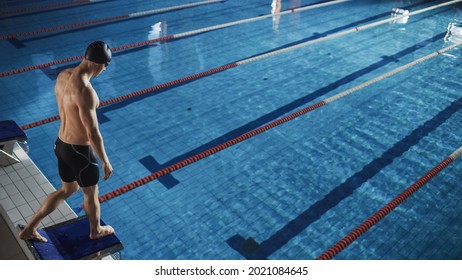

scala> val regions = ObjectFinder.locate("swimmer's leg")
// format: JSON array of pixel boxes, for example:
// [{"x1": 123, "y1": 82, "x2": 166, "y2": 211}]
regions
[
  {"x1": 19, "y1": 181, "x2": 79, "y2": 242},
  {"x1": 81, "y1": 185, "x2": 114, "y2": 239}
]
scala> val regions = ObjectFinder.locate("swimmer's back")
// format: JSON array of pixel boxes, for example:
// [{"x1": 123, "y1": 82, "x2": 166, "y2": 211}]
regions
[{"x1": 55, "y1": 68, "x2": 97, "y2": 146}]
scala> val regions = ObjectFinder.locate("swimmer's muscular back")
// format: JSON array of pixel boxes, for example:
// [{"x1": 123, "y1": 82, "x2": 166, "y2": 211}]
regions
[{"x1": 55, "y1": 68, "x2": 100, "y2": 146}]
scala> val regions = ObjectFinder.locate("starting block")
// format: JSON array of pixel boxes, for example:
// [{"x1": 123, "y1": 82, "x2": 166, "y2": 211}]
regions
[
  {"x1": 0, "y1": 120, "x2": 27, "y2": 167},
  {"x1": 19, "y1": 216, "x2": 123, "y2": 260}
]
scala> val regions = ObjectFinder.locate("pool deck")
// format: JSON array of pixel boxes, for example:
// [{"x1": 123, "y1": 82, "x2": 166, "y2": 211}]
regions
[{"x1": 0, "y1": 143, "x2": 77, "y2": 260}]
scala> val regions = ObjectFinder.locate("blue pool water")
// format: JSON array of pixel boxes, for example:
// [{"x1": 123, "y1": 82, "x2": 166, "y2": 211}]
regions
[{"x1": 1, "y1": 0, "x2": 462, "y2": 259}]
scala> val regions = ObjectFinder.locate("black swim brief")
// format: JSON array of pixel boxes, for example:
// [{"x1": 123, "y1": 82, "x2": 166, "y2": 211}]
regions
[{"x1": 54, "y1": 138, "x2": 99, "y2": 187}]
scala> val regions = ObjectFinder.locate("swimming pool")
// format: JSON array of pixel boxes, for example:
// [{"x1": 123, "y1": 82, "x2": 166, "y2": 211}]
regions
[{"x1": 1, "y1": 0, "x2": 462, "y2": 260}]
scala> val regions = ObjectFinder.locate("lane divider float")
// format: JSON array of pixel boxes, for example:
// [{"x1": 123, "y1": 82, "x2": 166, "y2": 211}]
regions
[
  {"x1": 19, "y1": 63, "x2": 238, "y2": 130},
  {"x1": 235, "y1": 0, "x2": 462, "y2": 66},
  {"x1": 0, "y1": 0, "x2": 223, "y2": 40},
  {"x1": 18, "y1": 1, "x2": 462, "y2": 131},
  {"x1": 0, "y1": 0, "x2": 349, "y2": 77},
  {"x1": 317, "y1": 146, "x2": 462, "y2": 260},
  {"x1": 87, "y1": 41, "x2": 462, "y2": 207}
]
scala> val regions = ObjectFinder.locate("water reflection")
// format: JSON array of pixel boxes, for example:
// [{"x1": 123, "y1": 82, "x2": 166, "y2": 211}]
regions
[
  {"x1": 444, "y1": 19, "x2": 462, "y2": 44},
  {"x1": 271, "y1": 0, "x2": 281, "y2": 32},
  {"x1": 148, "y1": 21, "x2": 168, "y2": 80},
  {"x1": 442, "y1": 18, "x2": 462, "y2": 58},
  {"x1": 390, "y1": 7, "x2": 409, "y2": 25},
  {"x1": 270, "y1": 0, "x2": 301, "y2": 32}
]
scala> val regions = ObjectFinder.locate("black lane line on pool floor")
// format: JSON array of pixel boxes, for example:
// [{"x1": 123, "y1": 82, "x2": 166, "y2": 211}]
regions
[
  {"x1": 93, "y1": 27, "x2": 445, "y2": 124},
  {"x1": 29, "y1": 2, "x2": 425, "y2": 79},
  {"x1": 101, "y1": 32, "x2": 444, "y2": 177},
  {"x1": 140, "y1": 156, "x2": 180, "y2": 189},
  {"x1": 226, "y1": 92, "x2": 462, "y2": 260},
  {"x1": 36, "y1": 0, "x2": 435, "y2": 83}
]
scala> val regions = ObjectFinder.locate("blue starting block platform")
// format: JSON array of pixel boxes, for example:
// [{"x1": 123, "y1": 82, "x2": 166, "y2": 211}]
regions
[
  {"x1": 0, "y1": 120, "x2": 27, "y2": 166},
  {"x1": 19, "y1": 216, "x2": 123, "y2": 260}
]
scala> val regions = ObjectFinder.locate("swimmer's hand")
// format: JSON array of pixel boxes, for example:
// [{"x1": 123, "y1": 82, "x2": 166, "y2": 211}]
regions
[{"x1": 103, "y1": 161, "x2": 113, "y2": 180}]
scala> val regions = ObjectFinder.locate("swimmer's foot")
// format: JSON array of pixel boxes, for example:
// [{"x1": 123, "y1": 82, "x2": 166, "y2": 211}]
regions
[
  {"x1": 90, "y1": 225, "x2": 115, "y2": 240},
  {"x1": 18, "y1": 227, "x2": 48, "y2": 243}
]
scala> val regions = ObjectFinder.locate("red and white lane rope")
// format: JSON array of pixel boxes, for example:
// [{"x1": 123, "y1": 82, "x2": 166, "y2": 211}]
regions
[
  {"x1": 91, "y1": 41, "x2": 462, "y2": 206},
  {"x1": 0, "y1": 0, "x2": 108, "y2": 16},
  {"x1": 173, "y1": 0, "x2": 350, "y2": 38},
  {"x1": 0, "y1": 0, "x2": 223, "y2": 40},
  {"x1": 236, "y1": 0, "x2": 462, "y2": 65},
  {"x1": 0, "y1": 0, "x2": 349, "y2": 78},
  {"x1": 19, "y1": 62, "x2": 238, "y2": 130},
  {"x1": 20, "y1": 28, "x2": 462, "y2": 132},
  {"x1": 4, "y1": 0, "x2": 458, "y2": 77},
  {"x1": 317, "y1": 146, "x2": 462, "y2": 260}
]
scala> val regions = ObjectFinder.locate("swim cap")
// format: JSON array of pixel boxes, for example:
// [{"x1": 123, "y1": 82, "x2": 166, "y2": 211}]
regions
[{"x1": 84, "y1": 41, "x2": 111, "y2": 67}]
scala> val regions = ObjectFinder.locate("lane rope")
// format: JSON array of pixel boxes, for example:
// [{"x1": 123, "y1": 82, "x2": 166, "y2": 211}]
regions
[
  {"x1": 172, "y1": 0, "x2": 350, "y2": 38},
  {"x1": 0, "y1": 0, "x2": 349, "y2": 77},
  {"x1": 0, "y1": 0, "x2": 224, "y2": 40},
  {"x1": 87, "y1": 41, "x2": 462, "y2": 207},
  {"x1": 317, "y1": 145, "x2": 462, "y2": 260},
  {"x1": 236, "y1": 0, "x2": 462, "y2": 65},
  {"x1": 18, "y1": 2, "x2": 462, "y2": 131},
  {"x1": 0, "y1": 0, "x2": 107, "y2": 16},
  {"x1": 19, "y1": 62, "x2": 238, "y2": 130}
]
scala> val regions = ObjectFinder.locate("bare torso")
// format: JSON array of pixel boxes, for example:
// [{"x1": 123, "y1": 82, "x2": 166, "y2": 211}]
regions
[
  {"x1": 55, "y1": 68, "x2": 99, "y2": 146},
  {"x1": 18, "y1": 55, "x2": 114, "y2": 244}
]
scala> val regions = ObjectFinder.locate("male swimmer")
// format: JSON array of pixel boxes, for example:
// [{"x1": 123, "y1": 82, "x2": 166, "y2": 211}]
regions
[{"x1": 19, "y1": 41, "x2": 115, "y2": 242}]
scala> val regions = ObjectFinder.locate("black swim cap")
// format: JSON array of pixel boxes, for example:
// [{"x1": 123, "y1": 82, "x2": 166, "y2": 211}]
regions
[{"x1": 84, "y1": 41, "x2": 111, "y2": 67}]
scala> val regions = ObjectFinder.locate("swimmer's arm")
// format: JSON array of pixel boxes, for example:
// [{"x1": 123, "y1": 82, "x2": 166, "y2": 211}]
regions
[{"x1": 78, "y1": 87, "x2": 110, "y2": 166}]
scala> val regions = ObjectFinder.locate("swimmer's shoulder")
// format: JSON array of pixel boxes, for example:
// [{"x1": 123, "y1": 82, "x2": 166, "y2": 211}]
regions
[
  {"x1": 57, "y1": 68, "x2": 73, "y2": 81},
  {"x1": 55, "y1": 69, "x2": 72, "y2": 94},
  {"x1": 57, "y1": 68, "x2": 90, "y2": 91}
]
